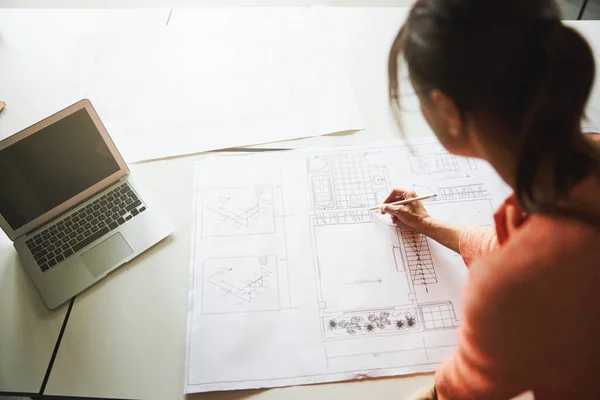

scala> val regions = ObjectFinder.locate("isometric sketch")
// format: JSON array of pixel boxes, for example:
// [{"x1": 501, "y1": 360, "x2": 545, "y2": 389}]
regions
[
  {"x1": 201, "y1": 256, "x2": 280, "y2": 314},
  {"x1": 201, "y1": 186, "x2": 275, "y2": 237}
]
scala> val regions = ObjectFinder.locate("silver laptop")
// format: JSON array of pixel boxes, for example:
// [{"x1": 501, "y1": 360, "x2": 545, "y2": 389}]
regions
[{"x1": 0, "y1": 99, "x2": 173, "y2": 309}]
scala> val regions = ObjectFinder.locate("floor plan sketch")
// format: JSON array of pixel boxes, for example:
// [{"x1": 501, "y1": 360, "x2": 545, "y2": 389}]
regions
[
  {"x1": 202, "y1": 256, "x2": 280, "y2": 314},
  {"x1": 186, "y1": 139, "x2": 510, "y2": 393},
  {"x1": 307, "y1": 150, "x2": 460, "y2": 352}
]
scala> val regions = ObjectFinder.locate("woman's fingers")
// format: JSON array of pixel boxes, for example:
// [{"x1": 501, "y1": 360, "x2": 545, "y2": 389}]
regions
[
  {"x1": 380, "y1": 203, "x2": 409, "y2": 215},
  {"x1": 383, "y1": 188, "x2": 418, "y2": 203}
]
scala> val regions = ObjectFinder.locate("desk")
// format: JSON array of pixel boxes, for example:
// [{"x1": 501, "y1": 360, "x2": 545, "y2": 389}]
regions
[{"x1": 1, "y1": 7, "x2": 599, "y2": 400}]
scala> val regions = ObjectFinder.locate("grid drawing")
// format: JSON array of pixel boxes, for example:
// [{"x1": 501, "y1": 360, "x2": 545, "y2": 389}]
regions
[
  {"x1": 308, "y1": 153, "x2": 389, "y2": 214},
  {"x1": 419, "y1": 302, "x2": 459, "y2": 331},
  {"x1": 400, "y1": 230, "x2": 437, "y2": 291},
  {"x1": 438, "y1": 184, "x2": 487, "y2": 202},
  {"x1": 332, "y1": 154, "x2": 379, "y2": 209},
  {"x1": 409, "y1": 153, "x2": 460, "y2": 175}
]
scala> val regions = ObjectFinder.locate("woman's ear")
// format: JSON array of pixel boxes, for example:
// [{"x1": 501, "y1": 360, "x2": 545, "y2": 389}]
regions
[{"x1": 429, "y1": 90, "x2": 464, "y2": 139}]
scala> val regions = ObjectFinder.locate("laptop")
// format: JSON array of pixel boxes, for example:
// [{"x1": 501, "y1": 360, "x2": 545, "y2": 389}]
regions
[{"x1": 0, "y1": 99, "x2": 173, "y2": 309}]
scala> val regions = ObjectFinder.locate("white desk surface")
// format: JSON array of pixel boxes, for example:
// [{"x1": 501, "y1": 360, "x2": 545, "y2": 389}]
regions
[{"x1": 0, "y1": 6, "x2": 599, "y2": 400}]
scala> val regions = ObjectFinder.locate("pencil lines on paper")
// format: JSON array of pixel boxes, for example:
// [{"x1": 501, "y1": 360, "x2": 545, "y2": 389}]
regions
[
  {"x1": 324, "y1": 309, "x2": 420, "y2": 339},
  {"x1": 399, "y1": 230, "x2": 437, "y2": 291},
  {"x1": 201, "y1": 256, "x2": 280, "y2": 314},
  {"x1": 202, "y1": 186, "x2": 275, "y2": 237},
  {"x1": 409, "y1": 152, "x2": 460, "y2": 175}
]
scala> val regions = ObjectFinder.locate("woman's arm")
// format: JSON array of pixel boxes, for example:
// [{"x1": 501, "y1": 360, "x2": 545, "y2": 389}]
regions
[{"x1": 381, "y1": 188, "x2": 498, "y2": 264}]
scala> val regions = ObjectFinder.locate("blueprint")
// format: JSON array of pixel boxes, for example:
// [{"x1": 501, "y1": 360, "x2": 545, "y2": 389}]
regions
[{"x1": 185, "y1": 138, "x2": 511, "y2": 393}]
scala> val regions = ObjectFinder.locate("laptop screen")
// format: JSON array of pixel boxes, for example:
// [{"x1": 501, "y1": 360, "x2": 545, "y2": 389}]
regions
[{"x1": 0, "y1": 108, "x2": 120, "y2": 231}]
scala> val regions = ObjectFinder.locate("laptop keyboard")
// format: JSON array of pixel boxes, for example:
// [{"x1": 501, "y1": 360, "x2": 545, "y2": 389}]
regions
[{"x1": 24, "y1": 183, "x2": 146, "y2": 273}]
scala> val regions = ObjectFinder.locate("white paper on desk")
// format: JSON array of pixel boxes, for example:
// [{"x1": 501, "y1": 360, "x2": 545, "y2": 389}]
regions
[
  {"x1": 185, "y1": 137, "x2": 511, "y2": 393},
  {"x1": 68, "y1": 7, "x2": 363, "y2": 162}
]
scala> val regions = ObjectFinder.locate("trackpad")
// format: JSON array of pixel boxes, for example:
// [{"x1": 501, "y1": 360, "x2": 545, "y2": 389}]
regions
[{"x1": 81, "y1": 233, "x2": 133, "y2": 278}]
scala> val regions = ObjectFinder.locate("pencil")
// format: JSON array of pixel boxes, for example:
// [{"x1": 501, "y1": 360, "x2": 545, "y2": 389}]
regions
[{"x1": 368, "y1": 193, "x2": 437, "y2": 211}]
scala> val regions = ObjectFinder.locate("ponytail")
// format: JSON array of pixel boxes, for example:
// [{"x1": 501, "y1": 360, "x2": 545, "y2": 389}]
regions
[{"x1": 516, "y1": 24, "x2": 598, "y2": 211}]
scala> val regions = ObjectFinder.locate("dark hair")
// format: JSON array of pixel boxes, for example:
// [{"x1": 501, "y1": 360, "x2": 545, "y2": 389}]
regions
[{"x1": 389, "y1": 0, "x2": 600, "y2": 213}]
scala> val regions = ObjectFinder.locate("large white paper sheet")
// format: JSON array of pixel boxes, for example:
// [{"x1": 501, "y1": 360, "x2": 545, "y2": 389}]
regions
[
  {"x1": 186, "y1": 137, "x2": 511, "y2": 393},
  {"x1": 0, "y1": 8, "x2": 363, "y2": 162}
]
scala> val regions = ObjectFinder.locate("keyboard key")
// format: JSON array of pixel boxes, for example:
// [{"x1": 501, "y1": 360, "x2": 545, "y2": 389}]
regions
[
  {"x1": 42, "y1": 233, "x2": 50, "y2": 240},
  {"x1": 76, "y1": 234, "x2": 85, "y2": 242},
  {"x1": 40, "y1": 263, "x2": 49, "y2": 272},
  {"x1": 108, "y1": 221, "x2": 118, "y2": 230},
  {"x1": 86, "y1": 215, "x2": 94, "y2": 222},
  {"x1": 86, "y1": 204, "x2": 94, "y2": 210},
  {"x1": 72, "y1": 227, "x2": 109, "y2": 252},
  {"x1": 93, "y1": 211, "x2": 100, "y2": 217},
  {"x1": 126, "y1": 200, "x2": 142, "y2": 212},
  {"x1": 47, "y1": 251, "x2": 55, "y2": 259},
  {"x1": 84, "y1": 223, "x2": 92, "y2": 230},
  {"x1": 55, "y1": 254, "x2": 65, "y2": 263},
  {"x1": 70, "y1": 232, "x2": 77, "y2": 239},
  {"x1": 98, "y1": 214, "x2": 106, "y2": 221},
  {"x1": 61, "y1": 244, "x2": 70, "y2": 251},
  {"x1": 117, "y1": 217, "x2": 126, "y2": 225},
  {"x1": 65, "y1": 227, "x2": 73, "y2": 235},
  {"x1": 100, "y1": 199, "x2": 107, "y2": 206},
  {"x1": 48, "y1": 244, "x2": 56, "y2": 252},
  {"x1": 58, "y1": 232, "x2": 66, "y2": 239},
  {"x1": 131, "y1": 208, "x2": 139, "y2": 216},
  {"x1": 58, "y1": 220, "x2": 65, "y2": 226},
  {"x1": 99, "y1": 206, "x2": 107, "y2": 213},
  {"x1": 72, "y1": 216, "x2": 80, "y2": 223},
  {"x1": 125, "y1": 215, "x2": 132, "y2": 221},
  {"x1": 139, "y1": 206, "x2": 146, "y2": 213},
  {"x1": 64, "y1": 249, "x2": 73, "y2": 258},
  {"x1": 48, "y1": 259, "x2": 57, "y2": 268},
  {"x1": 111, "y1": 213, "x2": 120, "y2": 220},
  {"x1": 107, "y1": 195, "x2": 114, "y2": 202},
  {"x1": 31, "y1": 245, "x2": 42, "y2": 254},
  {"x1": 120, "y1": 186, "x2": 129, "y2": 194},
  {"x1": 91, "y1": 226, "x2": 99, "y2": 233},
  {"x1": 34, "y1": 233, "x2": 42, "y2": 240},
  {"x1": 69, "y1": 239, "x2": 77, "y2": 246},
  {"x1": 77, "y1": 227, "x2": 85, "y2": 234},
  {"x1": 37, "y1": 256, "x2": 47, "y2": 264},
  {"x1": 34, "y1": 249, "x2": 48, "y2": 259}
]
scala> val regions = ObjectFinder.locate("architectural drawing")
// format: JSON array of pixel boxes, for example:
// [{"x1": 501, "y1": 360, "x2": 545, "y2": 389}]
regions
[
  {"x1": 307, "y1": 151, "x2": 459, "y2": 345},
  {"x1": 201, "y1": 186, "x2": 275, "y2": 237},
  {"x1": 201, "y1": 256, "x2": 280, "y2": 314},
  {"x1": 399, "y1": 229, "x2": 437, "y2": 291},
  {"x1": 187, "y1": 140, "x2": 510, "y2": 393},
  {"x1": 324, "y1": 308, "x2": 420, "y2": 339},
  {"x1": 419, "y1": 302, "x2": 460, "y2": 331},
  {"x1": 410, "y1": 152, "x2": 460, "y2": 175}
]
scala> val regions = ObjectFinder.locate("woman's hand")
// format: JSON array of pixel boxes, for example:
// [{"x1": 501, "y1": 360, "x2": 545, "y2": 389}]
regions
[
  {"x1": 380, "y1": 188, "x2": 465, "y2": 254},
  {"x1": 380, "y1": 188, "x2": 433, "y2": 233}
]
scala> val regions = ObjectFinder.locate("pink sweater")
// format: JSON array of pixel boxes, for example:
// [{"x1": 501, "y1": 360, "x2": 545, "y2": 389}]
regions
[{"x1": 435, "y1": 171, "x2": 600, "y2": 398}]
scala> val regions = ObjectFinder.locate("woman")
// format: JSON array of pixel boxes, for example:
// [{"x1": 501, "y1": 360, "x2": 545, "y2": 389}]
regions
[{"x1": 383, "y1": 1, "x2": 600, "y2": 399}]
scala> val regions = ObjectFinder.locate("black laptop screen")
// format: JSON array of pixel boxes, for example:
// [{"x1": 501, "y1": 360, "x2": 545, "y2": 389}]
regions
[{"x1": 0, "y1": 108, "x2": 120, "y2": 231}]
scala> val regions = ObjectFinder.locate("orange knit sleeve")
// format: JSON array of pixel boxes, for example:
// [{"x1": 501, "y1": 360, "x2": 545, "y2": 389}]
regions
[{"x1": 458, "y1": 226, "x2": 499, "y2": 267}]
